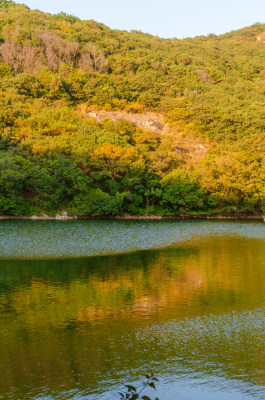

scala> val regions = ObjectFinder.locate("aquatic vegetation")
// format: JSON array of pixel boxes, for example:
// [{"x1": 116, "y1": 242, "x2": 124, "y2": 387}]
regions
[{"x1": 119, "y1": 374, "x2": 159, "y2": 400}]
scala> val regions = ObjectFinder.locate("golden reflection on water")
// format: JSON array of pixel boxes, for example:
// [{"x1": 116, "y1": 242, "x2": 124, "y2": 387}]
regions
[{"x1": 1, "y1": 230, "x2": 265, "y2": 399}]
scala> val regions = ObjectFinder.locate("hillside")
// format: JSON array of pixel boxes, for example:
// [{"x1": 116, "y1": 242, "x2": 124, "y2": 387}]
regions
[{"x1": 0, "y1": 0, "x2": 265, "y2": 217}]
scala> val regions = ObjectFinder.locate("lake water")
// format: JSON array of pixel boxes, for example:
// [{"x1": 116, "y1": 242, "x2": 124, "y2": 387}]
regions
[{"x1": 1, "y1": 219, "x2": 265, "y2": 400}]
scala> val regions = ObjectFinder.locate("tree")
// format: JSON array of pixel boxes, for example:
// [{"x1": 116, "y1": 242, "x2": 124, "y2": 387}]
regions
[{"x1": 160, "y1": 169, "x2": 205, "y2": 214}]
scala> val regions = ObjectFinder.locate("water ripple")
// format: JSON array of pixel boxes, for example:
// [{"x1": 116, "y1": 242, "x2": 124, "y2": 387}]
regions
[{"x1": 0, "y1": 219, "x2": 264, "y2": 259}]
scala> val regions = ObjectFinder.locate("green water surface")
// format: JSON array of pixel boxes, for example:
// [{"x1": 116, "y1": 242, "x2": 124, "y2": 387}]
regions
[{"x1": 1, "y1": 220, "x2": 265, "y2": 400}]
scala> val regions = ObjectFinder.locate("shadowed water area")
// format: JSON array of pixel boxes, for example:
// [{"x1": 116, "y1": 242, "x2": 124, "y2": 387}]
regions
[{"x1": 1, "y1": 220, "x2": 265, "y2": 399}]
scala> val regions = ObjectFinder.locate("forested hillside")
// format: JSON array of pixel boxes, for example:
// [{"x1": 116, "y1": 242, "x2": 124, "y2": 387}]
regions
[{"x1": 1, "y1": 0, "x2": 265, "y2": 217}]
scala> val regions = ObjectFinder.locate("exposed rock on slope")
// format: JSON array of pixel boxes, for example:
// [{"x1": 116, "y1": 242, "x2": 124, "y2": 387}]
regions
[
  {"x1": 86, "y1": 110, "x2": 209, "y2": 165},
  {"x1": 87, "y1": 110, "x2": 166, "y2": 133}
]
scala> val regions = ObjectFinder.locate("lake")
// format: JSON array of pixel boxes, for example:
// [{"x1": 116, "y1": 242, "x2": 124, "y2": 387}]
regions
[{"x1": 1, "y1": 219, "x2": 265, "y2": 400}]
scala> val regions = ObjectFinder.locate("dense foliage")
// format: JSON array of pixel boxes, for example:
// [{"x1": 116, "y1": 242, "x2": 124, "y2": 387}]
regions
[{"x1": 1, "y1": 0, "x2": 265, "y2": 216}]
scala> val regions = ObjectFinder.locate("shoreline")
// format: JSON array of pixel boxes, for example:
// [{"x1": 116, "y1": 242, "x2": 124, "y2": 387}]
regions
[{"x1": 0, "y1": 214, "x2": 264, "y2": 221}]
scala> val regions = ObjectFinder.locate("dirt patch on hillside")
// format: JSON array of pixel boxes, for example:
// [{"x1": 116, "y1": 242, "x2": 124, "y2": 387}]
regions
[
  {"x1": 87, "y1": 110, "x2": 167, "y2": 133},
  {"x1": 86, "y1": 110, "x2": 209, "y2": 164},
  {"x1": 256, "y1": 32, "x2": 265, "y2": 42}
]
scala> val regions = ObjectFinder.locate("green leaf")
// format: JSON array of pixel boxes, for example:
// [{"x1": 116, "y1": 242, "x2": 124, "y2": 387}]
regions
[
  {"x1": 131, "y1": 394, "x2": 139, "y2": 400},
  {"x1": 145, "y1": 374, "x2": 151, "y2": 379},
  {"x1": 152, "y1": 377, "x2": 159, "y2": 381},
  {"x1": 141, "y1": 396, "x2": 151, "y2": 400},
  {"x1": 118, "y1": 393, "x2": 125, "y2": 398},
  {"x1": 125, "y1": 385, "x2": 136, "y2": 392}
]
